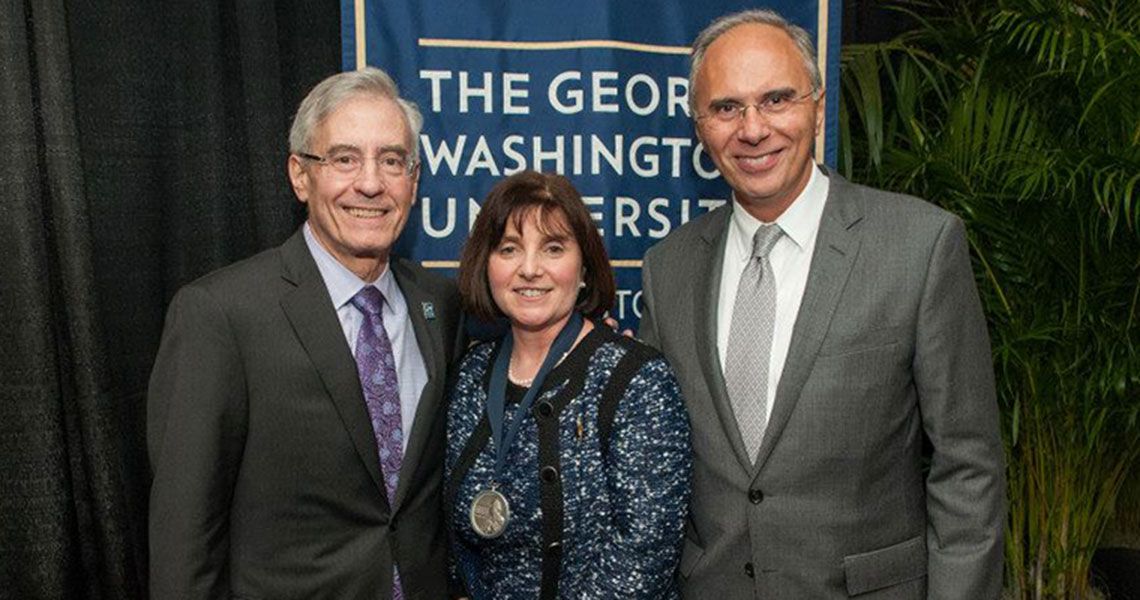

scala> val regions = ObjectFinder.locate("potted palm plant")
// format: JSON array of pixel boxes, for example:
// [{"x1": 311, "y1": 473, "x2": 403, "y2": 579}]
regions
[
  {"x1": 1095, "y1": 466, "x2": 1140, "y2": 598},
  {"x1": 839, "y1": 0, "x2": 1140, "y2": 597}
]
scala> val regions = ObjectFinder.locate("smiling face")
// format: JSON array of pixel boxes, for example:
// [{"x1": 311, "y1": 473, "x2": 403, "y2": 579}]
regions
[
  {"x1": 487, "y1": 208, "x2": 584, "y2": 337},
  {"x1": 288, "y1": 94, "x2": 418, "y2": 281},
  {"x1": 693, "y1": 23, "x2": 824, "y2": 222}
]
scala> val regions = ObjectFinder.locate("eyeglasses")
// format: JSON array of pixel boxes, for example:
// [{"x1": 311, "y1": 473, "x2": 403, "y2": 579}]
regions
[
  {"x1": 696, "y1": 89, "x2": 820, "y2": 126},
  {"x1": 298, "y1": 150, "x2": 418, "y2": 178}
]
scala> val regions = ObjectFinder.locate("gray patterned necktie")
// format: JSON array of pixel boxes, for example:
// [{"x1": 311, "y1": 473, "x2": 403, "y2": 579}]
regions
[
  {"x1": 725, "y1": 223, "x2": 784, "y2": 461},
  {"x1": 350, "y1": 287, "x2": 405, "y2": 600}
]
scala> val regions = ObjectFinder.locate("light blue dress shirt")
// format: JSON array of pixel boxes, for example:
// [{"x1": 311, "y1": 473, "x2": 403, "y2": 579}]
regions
[{"x1": 303, "y1": 223, "x2": 428, "y2": 451}]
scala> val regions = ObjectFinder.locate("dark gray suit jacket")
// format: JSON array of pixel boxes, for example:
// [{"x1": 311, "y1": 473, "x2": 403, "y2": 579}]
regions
[
  {"x1": 148, "y1": 228, "x2": 465, "y2": 599},
  {"x1": 640, "y1": 169, "x2": 1005, "y2": 599}
]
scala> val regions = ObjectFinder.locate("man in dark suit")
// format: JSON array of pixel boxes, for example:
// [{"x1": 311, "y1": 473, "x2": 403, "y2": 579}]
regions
[
  {"x1": 148, "y1": 67, "x2": 464, "y2": 599},
  {"x1": 639, "y1": 10, "x2": 1005, "y2": 599}
]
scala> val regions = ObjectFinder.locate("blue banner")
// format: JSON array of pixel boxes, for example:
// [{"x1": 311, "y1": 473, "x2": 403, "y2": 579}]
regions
[{"x1": 343, "y1": 1, "x2": 842, "y2": 329}]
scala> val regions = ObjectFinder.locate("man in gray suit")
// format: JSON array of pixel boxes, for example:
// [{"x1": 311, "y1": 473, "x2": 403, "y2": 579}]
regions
[
  {"x1": 148, "y1": 68, "x2": 464, "y2": 599},
  {"x1": 639, "y1": 10, "x2": 1005, "y2": 599}
]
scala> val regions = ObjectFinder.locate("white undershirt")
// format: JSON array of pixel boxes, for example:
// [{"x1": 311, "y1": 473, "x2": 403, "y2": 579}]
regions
[{"x1": 717, "y1": 166, "x2": 829, "y2": 422}]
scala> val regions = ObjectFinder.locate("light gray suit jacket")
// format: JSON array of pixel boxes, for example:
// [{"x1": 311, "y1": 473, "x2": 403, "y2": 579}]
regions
[
  {"x1": 640, "y1": 169, "x2": 1004, "y2": 599},
  {"x1": 148, "y1": 228, "x2": 465, "y2": 599}
]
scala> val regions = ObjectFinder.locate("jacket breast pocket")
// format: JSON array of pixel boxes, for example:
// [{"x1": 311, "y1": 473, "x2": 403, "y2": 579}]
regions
[{"x1": 843, "y1": 535, "x2": 926, "y2": 596}]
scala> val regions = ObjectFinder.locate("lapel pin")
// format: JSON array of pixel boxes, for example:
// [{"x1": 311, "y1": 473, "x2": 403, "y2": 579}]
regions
[{"x1": 422, "y1": 302, "x2": 436, "y2": 320}]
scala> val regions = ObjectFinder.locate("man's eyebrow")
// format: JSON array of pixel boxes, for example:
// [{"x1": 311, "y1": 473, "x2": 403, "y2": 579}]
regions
[
  {"x1": 323, "y1": 143, "x2": 361, "y2": 155},
  {"x1": 762, "y1": 87, "x2": 798, "y2": 99},
  {"x1": 706, "y1": 95, "x2": 742, "y2": 106},
  {"x1": 708, "y1": 87, "x2": 800, "y2": 105},
  {"x1": 379, "y1": 144, "x2": 410, "y2": 156},
  {"x1": 321, "y1": 143, "x2": 409, "y2": 156}
]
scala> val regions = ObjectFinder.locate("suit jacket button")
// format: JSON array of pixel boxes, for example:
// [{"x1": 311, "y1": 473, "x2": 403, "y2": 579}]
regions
[
  {"x1": 540, "y1": 465, "x2": 559, "y2": 482},
  {"x1": 744, "y1": 562, "x2": 755, "y2": 578},
  {"x1": 536, "y1": 401, "x2": 554, "y2": 418},
  {"x1": 749, "y1": 489, "x2": 764, "y2": 504}
]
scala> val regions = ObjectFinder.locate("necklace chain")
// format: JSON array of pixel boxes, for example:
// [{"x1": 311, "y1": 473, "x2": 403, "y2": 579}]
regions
[{"x1": 507, "y1": 351, "x2": 569, "y2": 387}]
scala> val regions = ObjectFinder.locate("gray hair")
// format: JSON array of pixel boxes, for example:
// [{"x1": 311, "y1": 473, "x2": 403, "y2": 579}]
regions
[
  {"x1": 689, "y1": 9, "x2": 822, "y2": 114},
  {"x1": 288, "y1": 66, "x2": 423, "y2": 159}
]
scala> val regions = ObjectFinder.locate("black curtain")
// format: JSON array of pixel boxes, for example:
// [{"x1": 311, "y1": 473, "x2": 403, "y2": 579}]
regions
[{"x1": 0, "y1": 1, "x2": 338, "y2": 597}]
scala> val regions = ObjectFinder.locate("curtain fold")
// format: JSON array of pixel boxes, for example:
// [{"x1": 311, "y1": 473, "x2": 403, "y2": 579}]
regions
[
  {"x1": 1, "y1": 1, "x2": 338, "y2": 598},
  {"x1": 2, "y1": 1, "x2": 105, "y2": 597}
]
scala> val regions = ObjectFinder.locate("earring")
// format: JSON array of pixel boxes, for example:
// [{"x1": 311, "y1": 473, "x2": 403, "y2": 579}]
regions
[{"x1": 578, "y1": 281, "x2": 586, "y2": 289}]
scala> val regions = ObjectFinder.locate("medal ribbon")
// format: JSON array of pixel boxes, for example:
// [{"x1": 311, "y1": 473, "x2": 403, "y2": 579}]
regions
[{"x1": 486, "y1": 312, "x2": 584, "y2": 479}]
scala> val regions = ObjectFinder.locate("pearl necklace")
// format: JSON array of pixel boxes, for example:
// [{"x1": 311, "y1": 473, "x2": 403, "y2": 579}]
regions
[
  {"x1": 507, "y1": 351, "x2": 569, "y2": 387},
  {"x1": 506, "y1": 366, "x2": 534, "y2": 387}
]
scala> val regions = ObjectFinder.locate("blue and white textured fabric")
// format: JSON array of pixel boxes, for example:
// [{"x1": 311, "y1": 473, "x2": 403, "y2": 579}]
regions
[{"x1": 446, "y1": 326, "x2": 691, "y2": 599}]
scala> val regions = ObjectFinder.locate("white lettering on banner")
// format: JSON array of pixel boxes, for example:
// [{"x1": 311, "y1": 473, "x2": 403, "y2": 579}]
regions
[
  {"x1": 419, "y1": 69, "x2": 690, "y2": 117},
  {"x1": 459, "y1": 71, "x2": 494, "y2": 114},
  {"x1": 615, "y1": 196, "x2": 641, "y2": 237},
  {"x1": 421, "y1": 69, "x2": 557, "y2": 114},
  {"x1": 582, "y1": 196, "x2": 605, "y2": 236},
  {"x1": 419, "y1": 70, "x2": 452, "y2": 112},
  {"x1": 502, "y1": 72, "x2": 530, "y2": 115},
  {"x1": 572, "y1": 135, "x2": 583, "y2": 175},
  {"x1": 613, "y1": 289, "x2": 643, "y2": 320},
  {"x1": 416, "y1": 194, "x2": 726, "y2": 240},
  {"x1": 630, "y1": 136, "x2": 658, "y2": 177},
  {"x1": 532, "y1": 136, "x2": 565, "y2": 173},
  {"x1": 419, "y1": 134, "x2": 719, "y2": 180},
  {"x1": 668, "y1": 77, "x2": 690, "y2": 118},
  {"x1": 660, "y1": 137, "x2": 692, "y2": 177},
  {"x1": 465, "y1": 137, "x2": 500, "y2": 176},
  {"x1": 421, "y1": 197, "x2": 460, "y2": 238},
  {"x1": 693, "y1": 142, "x2": 719, "y2": 178},
  {"x1": 548, "y1": 71, "x2": 583, "y2": 113},
  {"x1": 421, "y1": 135, "x2": 467, "y2": 174},
  {"x1": 594, "y1": 134, "x2": 622, "y2": 176},
  {"x1": 591, "y1": 71, "x2": 619, "y2": 113},
  {"x1": 625, "y1": 74, "x2": 659, "y2": 116},
  {"x1": 502, "y1": 135, "x2": 527, "y2": 175},
  {"x1": 544, "y1": 70, "x2": 690, "y2": 116},
  {"x1": 468, "y1": 197, "x2": 482, "y2": 230},
  {"x1": 646, "y1": 198, "x2": 672, "y2": 239}
]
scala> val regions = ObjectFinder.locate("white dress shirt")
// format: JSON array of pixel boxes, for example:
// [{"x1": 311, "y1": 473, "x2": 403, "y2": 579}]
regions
[
  {"x1": 303, "y1": 223, "x2": 428, "y2": 451},
  {"x1": 717, "y1": 166, "x2": 829, "y2": 423}
]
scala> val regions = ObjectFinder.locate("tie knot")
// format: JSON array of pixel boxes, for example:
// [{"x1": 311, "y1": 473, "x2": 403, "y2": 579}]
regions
[
  {"x1": 350, "y1": 286, "x2": 386, "y2": 316},
  {"x1": 751, "y1": 223, "x2": 783, "y2": 259}
]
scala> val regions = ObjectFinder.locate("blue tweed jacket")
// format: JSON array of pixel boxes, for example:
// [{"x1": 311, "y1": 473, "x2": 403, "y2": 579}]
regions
[{"x1": 446, "y1": 325, "x2": 691, "y2": 599}]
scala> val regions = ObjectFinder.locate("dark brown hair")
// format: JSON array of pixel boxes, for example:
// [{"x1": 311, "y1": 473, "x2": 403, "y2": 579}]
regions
[{"x1": 458, "y1": 171, "x2": 616, "y2": 321}]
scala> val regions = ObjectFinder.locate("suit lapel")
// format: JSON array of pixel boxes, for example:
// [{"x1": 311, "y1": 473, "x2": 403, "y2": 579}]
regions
[
  {"x1": 752, "y1": 170, "x2": 865, "y2": 477},
  {"x1": 277, "y1": 231, "x2": 389, "y2": 502},
  {"x1": 389, "y1": 259, "x2": 446, "y2": 510},
  {"x1": 693, "y1": 207, "x2": 758, "y2": 472}
]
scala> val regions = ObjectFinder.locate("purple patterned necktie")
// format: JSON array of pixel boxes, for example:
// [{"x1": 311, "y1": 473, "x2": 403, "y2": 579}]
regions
[{"x1": 350, "y1": 286, "x2": 405, "y2": 600}]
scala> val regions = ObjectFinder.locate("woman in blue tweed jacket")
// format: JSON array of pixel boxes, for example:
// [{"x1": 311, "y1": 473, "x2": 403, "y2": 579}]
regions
[{"x1": 446, "y1": 171, "x2": 691, "y2": 599}]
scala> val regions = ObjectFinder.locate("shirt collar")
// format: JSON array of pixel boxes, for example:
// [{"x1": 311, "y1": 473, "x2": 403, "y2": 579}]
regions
[
  {"x1": 729, "y1": 164, "x2": 829, "y2": 255},
  {"x1": 303, "y1": 222, "x2": 395, "y2": 310}
]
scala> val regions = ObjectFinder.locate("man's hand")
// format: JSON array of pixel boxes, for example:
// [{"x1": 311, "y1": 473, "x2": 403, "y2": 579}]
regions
[{"x1": 602, "y1": 316, "x2": 635, "y2": 338}]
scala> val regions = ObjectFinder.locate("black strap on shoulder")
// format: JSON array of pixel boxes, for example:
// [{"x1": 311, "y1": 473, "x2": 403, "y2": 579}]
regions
[
  {"x1": 444, "y1": 413, "x2": 490, "y2": 598},
  {"x1": 597, "y1": 338, "x2": 658, "y2": 461},
  {"x1": 534, "y1": 389, "x2": 565, "y2": 600},
  {"x1": 445, "y1": 344, "x2": 501, "y2": 513},
  {"x1": 445, "y1": 414, "x2": 492, "y2": 515}
]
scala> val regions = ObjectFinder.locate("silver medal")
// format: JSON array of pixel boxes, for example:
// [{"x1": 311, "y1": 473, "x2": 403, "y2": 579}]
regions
[{"x1": 469, "y1": 487, "x2": 511, "y2": 539}]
